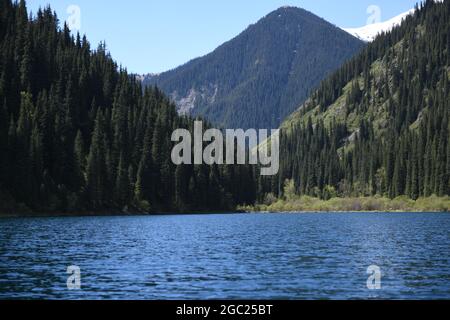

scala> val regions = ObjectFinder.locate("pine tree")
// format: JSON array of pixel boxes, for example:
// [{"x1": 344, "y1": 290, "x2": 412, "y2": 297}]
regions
[
  {"x1": 86, "y1": 109, "x2": 107, "y2": 208},
  {"x1": 74, "y1": 130, "x2": 86, "y2": 190}
]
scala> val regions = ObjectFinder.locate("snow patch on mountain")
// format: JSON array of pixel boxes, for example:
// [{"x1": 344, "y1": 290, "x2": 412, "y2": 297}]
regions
[
  {"x1": 343, "y1": 1, "x2": 444, "y2": 42},
  {"x1": 342, "y1": 9, "x2": 415, "y2": 42}
]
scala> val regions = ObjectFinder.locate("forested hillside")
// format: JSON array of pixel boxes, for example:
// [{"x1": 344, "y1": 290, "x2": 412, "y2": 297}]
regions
[
  {"x1": 260, "y1": 0, "x2": 449, "y2": 201},
  {"x1": 1, "y1": 0, "x2": 448, "y2": 215},
  {"x1": 0, "y1": 0, "x2": 256, "y2": 214},
  {"x1": 143, "y1": 7, "x2": 364, "y2": 131}
]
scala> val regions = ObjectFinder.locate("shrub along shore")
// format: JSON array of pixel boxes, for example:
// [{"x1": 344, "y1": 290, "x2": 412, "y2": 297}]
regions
[{"x1": 239, "y1": 195, "x2": 450, "y2": 213}]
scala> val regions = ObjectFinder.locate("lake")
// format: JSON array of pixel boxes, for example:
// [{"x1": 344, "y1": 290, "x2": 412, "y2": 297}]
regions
[{"x1": 0, "y1": 212, "x2": 449, "y2": 300}]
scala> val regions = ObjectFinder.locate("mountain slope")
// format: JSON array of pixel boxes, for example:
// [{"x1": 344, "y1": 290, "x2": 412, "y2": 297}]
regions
[
  {"x1": 143, "y1": 7, "x2": 364, "y2": 130},
  {"x1": 262, "y1": 0, "x2": 449, "y2": 200}
]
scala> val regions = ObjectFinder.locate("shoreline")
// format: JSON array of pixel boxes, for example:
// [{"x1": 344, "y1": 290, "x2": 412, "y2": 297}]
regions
[
  {"x1": 247, "y1": 210, "x2": 449, "y2": 214},
  {"x1": 1, "y1": 196, "x2": 449, "y2": 218},
  {"x1": 0, "y1": 210, "x2": 245, "y2": 219},
  {"x1": 1, "y1": 209, "x2": 448, "y2": 219}
]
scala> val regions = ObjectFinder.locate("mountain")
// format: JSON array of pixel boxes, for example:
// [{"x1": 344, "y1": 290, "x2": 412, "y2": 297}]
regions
[
  {"x1": 342, "y1": 0, "x2": 445, "y2": 42},
  {"x1": 143, "y1": 6, "x2": 364, "y2": 131},
  {"x1": 343, "y1": 9, "x2": 415, "y2": 42},
  {"x1": 0, "y1": 0, "x2": 256, "y2": 214},
  {"x1": 259, "y1": 0, "x2": 449, "y2": 201}
]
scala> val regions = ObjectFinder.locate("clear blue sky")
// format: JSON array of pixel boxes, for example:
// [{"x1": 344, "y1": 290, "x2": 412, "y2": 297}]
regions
[{"x1": 28, "y1": 0, "x2": 419, "y2": 74}]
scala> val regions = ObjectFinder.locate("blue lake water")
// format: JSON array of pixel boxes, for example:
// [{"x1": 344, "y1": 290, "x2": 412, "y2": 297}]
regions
[{"x1": 0, "y1": 212, "x2": 449, "y2": 300}]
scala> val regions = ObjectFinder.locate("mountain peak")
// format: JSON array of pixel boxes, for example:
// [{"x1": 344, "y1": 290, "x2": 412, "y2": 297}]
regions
[
  {"x1": 268, "y1": 6, "x2": 313, "y2": 18},
  {"x1": 275, "y1": 5, "x2": 303, "y2": 12}
]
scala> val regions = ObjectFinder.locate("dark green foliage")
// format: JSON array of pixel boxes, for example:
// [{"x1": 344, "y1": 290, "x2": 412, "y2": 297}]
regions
[
  {"x1": 261, "y1": 0, "x2": 449, "y2": 200},
  {"x1": 143, "y1": 7, "x2": 364, "y2": 131},
  {"x1": 0, "y1": 0, "x2": 256, "y2": 213}
]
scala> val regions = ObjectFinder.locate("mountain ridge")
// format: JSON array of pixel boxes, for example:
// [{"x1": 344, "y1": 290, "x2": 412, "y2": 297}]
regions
[
  {"x1": 343, "y1": 9, "x2": 415, "y2": 42},
  {"x1": 342, "y1": 0, "x2": 444, "y2": 42}
]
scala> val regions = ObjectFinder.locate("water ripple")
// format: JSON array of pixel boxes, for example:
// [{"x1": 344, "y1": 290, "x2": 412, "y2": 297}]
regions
[{"x1": 0, "y1": 213, "x2": 449, "y2": 299}]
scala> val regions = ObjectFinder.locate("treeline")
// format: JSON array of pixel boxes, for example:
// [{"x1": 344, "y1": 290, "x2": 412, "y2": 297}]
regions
[
  {"x1": 0, "y1": 0, "x2": 256, "y2": 213},
  {"x1": 260, "y1": 0, "x2": 449, "y2": 201}
]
